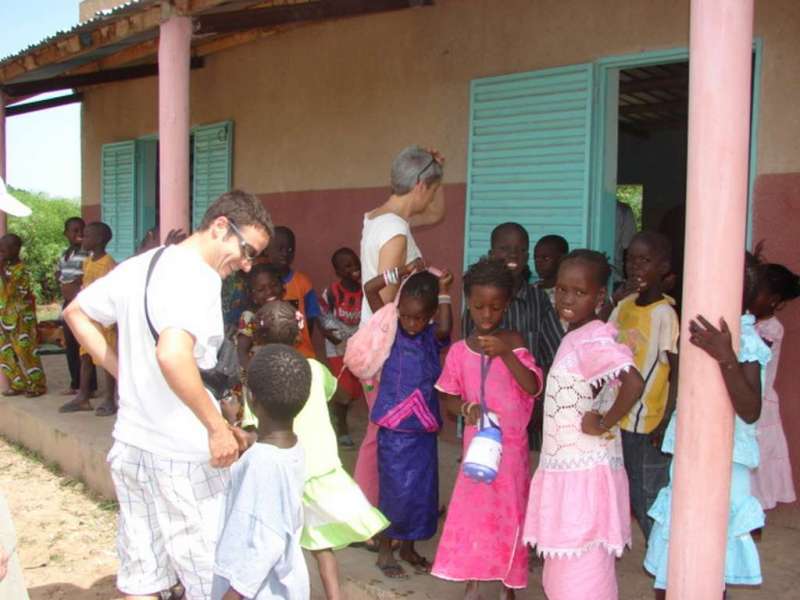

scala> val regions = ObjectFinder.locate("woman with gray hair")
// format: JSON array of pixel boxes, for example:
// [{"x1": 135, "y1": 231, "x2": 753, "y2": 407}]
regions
[{"x1": 353, "y1": 146, "x2": 446, "y2": 545}]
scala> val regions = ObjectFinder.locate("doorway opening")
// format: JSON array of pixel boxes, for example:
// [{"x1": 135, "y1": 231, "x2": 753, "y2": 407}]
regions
[{"x1": 615, "y1": 61, "x2": 689, "y2": 307}]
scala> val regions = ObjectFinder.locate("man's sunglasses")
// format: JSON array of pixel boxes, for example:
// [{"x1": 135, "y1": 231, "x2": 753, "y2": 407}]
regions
[{"x1": 227, "y1": 220, "x2": 259, "y2": 262}]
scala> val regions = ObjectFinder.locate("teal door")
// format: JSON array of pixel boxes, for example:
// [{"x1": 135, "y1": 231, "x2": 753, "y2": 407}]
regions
[
  {"x1": 101, "y1": 141, "x2": 137, "y2": 261},
  {"x1": 464, "y1": 63, "x2": 595, "y2": 269}
]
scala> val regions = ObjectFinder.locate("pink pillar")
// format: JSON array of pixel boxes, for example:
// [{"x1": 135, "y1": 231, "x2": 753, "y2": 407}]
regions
[
  {"x1": 0, "y1": 94, "x2": 7, "y2": 235},
  {"x1": 158, "y1": 15, "x2": 192, "y2": 240},
  {"x1": 668, "y1": 1, "x2": 754, "y2": 598}
]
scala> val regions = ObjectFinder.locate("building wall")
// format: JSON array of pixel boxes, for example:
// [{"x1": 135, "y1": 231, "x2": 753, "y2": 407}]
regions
[{"x1": 80, "y1": 0, "x2": 800, "y2": 513}]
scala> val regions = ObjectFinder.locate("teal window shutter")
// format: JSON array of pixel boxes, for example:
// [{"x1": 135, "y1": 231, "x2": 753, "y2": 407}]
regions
[
  {"x1": 192, "y1": 121, "x2": 233, "y2": 230},
  {"x1": 464, "y1": 64, "x2": 594, "y2": 269},
  {"x1": 101, "y1": 141, "x2": 137, "y2": 261}
]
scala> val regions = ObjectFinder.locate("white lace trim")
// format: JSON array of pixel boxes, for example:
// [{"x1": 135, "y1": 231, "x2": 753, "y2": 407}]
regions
[
  {"x1": 527, "y1": 539, "x2": 631, "y2": 559},
  {"x1": 539, "y1": 453, "x2": 625, "y2": 471},
  {"x1": 586, "y1": 362, "x2": 635, "y2": 389}
]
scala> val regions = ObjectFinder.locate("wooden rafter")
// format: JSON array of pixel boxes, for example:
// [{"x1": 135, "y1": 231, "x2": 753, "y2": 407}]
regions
[
  {"x1": 1, "y1": 57, "x2": 205, "y2": 97},
  {"x1": 620, "y1": 99, "x2": 687, "y2": 116},
  {"x1": 193, "y1": 0, "x2": 434, "y2": 35},
  {"x1": 5, "y1": 92, "x2": 84, "y2": 116},
  {"x1": 620, "y1": 75, "x2": 688, "y2": 94}
]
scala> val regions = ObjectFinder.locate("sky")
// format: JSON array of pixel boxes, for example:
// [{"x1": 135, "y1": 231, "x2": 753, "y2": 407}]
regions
[{"x1": 1, "y1": 1, "x2": 83, "y2": 199}]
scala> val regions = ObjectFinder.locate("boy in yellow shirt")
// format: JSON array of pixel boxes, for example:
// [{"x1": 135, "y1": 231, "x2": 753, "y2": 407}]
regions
[
  {"x1": 610, "y1": 231, "x2": 679, "y2": 541},
  {"x1": 59, "y1": 222, "x2": 118, "y2": 416}
]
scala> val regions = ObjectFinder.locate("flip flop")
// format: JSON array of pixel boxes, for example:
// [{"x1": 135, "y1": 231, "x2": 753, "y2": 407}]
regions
[
  {"x1": 59, "y1": 399, "x2": 93, "y2": 413},
  {"x1": 401, "y1": 552, "x2": 432, "y2": 574},
  {"x1": 95, "y1": 402, "x2": 118, "y2": 416},
  {"x1": 25, "y1": 390, "x2": 46, "y2": 398},
  {"x1": 2, "y1": 389, "x2": 22, "y2": 397},
  {"x1": 376, "y1": 563, "x2": 408, "y2": 580}
]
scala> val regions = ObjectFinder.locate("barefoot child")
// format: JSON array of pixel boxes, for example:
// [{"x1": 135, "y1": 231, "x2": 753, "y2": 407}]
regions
[
  {"x1": 749, "y1": 261, "x2": 800, "y2": 510},
  {"x1": 362, "y1": 263, "x2": 453, "y2": 578},
  {"x1": 245, "y1": 301, "x2": 388, "y2": 600},
  {"x1": 265, "y1": 226, "x2": 321, "y2": 358},
  {"x1": 319, "y1": 247, "x2": 364, "y2": 447},
  {"x1": 212, "y1": 344, "x2": 312, "y2": 600},
  {"x1": 609, "y1": 232, "x2": 679, "y2": 540},
  {"x1": 523, "y1": 250, "x2": 644, "y2": 600},
  {"x1": 644, "y1": 254, "x2": 770, "y2": 598},
  {"x1": 59, "y1": 222, "x2": 118, "y2": 415},
  {"x1": 0, "y1": 234, "x2": 46, "y2": 397},
  {"x1": 434, "y1": 258, "x2": 543, "y2": 599}
]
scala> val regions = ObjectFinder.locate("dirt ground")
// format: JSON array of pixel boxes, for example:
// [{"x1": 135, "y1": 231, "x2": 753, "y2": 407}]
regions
[{"x1": 0, "y1": 438, "x2": 120, "y2": 599}]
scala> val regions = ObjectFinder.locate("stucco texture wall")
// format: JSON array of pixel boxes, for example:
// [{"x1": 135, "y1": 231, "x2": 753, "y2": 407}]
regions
[{"x1": 82, "y1": 0, "x2": 799, "y2": 200}]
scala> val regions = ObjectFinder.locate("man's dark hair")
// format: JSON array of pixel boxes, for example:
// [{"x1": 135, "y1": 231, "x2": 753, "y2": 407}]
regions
[
  {"x1": 535, "y1": 234, "x2": 569, "y2": 255},
  {"x1": 399, "y1": 271, "x2": 440, "y2": 314},
  {"x1": 254, "y1": 301, "x2": 300, "y2": 346},
  {"x1": 86, "y1": 221, "x2": 113, "y2": 246},
  {"x1": 199, "y1": 190, "x2": 274, "y2": 236},
  {"x1": 560, "y1": 249, "x2": 612, "y2": 287},
  {"x1": 331, "y1": 247, "x2": 358, "y2": 268},
  {"x1": 64, "y1": 216, "x2": 84, "y2": 230},
  {"x1": 463, "y1": 257, "x2": 515, "y2": 299},
  {"x1": 247, "y1": 344, "x2": 310, "y2": 421},
  {"x1": 1, "y1": 233, "x2": 22, "y2": 256}
]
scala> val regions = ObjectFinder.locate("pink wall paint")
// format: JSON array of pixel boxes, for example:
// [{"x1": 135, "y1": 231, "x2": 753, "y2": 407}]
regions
[
  {"x1": 668, "y1": 0, "x2": 754, "y2": 596},
  {"x1": 257, "y1": 183, "x2": 467, "y2": 354},
  {"x1": 753, "y1": 173, "x2": 800, "y2": 524},
  {"x1": 157, "y1": 16, "x2": 192, "y2": 239}
]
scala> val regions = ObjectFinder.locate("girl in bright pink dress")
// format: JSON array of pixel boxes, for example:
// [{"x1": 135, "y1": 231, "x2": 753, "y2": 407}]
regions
[
  {"x1": 523, "y1": 250, "x2": 644, "y2": 600},
  {"x1": 748, "y1": 262, "x2": 800, "y2": 510},
  {"x1": 433, "y1": 258, "x2": 543, "y2": 600}
]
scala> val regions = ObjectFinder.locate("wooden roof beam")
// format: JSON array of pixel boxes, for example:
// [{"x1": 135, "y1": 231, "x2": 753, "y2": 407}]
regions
[
  {"x1": 0, "y1": 4, "x2": 165, "y2": 84},
  {"x1": 193, "y1": 0, "x2": 434, "y2": 35},
  {"x1": 1, "y1": 57, "x2": 205, "y2": 98},
  {"x1": 620, "y1": 75, "x2": 688, "y2": 94},
  {"x1": 5, "y1": 92, "x2": 84, "y2": 116},
  {"x1": 620, "y1": 99, "x2": 688, "y2": 116}
]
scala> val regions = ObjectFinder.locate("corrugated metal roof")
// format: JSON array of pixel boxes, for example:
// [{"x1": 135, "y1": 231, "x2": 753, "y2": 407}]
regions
[{"x1": 0, "y1": 0, "x2": 156, "y2": 68}]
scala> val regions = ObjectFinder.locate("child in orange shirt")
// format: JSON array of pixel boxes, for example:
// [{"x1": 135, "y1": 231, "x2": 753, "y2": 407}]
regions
[{"x1": 264, "y1": 226, "x2": 321, "y2": 358}]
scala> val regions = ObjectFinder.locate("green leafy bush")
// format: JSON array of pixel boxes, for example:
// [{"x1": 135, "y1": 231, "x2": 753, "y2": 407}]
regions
[{"x1": 7, "y1": 187, "x2": 81, "y2": 304}]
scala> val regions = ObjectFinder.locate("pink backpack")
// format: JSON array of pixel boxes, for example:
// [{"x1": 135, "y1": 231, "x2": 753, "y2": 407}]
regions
[
  {"x1": 343, "y1": 266, "x2": 441, "y2": 381},
  {"x1": 343, "y1": 302, "x2": 398, "y2": 381}
]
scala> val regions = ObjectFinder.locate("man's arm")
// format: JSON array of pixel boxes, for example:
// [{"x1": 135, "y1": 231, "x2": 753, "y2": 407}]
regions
[
  {"x1": 156, "y1": 328, "x2": 239, "y2": 467},
  {"x1": 63, "y1": 301, "x2": 119, "y2": 377}
]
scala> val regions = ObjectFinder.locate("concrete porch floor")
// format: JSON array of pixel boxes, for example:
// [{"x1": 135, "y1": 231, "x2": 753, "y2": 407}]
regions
[{"x1": 0, "y1": 355, "x2": 797, "y2": 599}]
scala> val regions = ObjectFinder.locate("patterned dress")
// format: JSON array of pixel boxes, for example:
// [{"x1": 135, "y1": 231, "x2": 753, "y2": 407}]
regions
[
  {"x1": 0, "y1": 262, "x2": 46, "y2": 394},
  {"x1": 523, "y1": 320, "x2": 635, "y2": 600}
]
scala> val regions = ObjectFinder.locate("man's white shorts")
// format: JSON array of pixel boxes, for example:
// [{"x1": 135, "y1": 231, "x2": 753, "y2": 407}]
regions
[{"x1": 107, "y1": 441, "x2": 228, "y2": 599}]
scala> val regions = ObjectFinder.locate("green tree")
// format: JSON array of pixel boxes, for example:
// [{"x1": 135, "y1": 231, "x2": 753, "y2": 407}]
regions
[
  {"x1": 616, "y1": 184, "x2": 643, "y2": 231},
  {"x1": 6, "y1": 187, "x2": 81, "y2": 304}
]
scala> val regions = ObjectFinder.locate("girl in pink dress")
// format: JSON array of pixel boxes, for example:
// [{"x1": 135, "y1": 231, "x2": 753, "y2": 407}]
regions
[
  {"x1": 749, "y1": 262, "x2": 800, "y2": 510},
  {"x1": 523, "y1": 250, "x2": 644, "y2": 600},
  {"x1": 433, "y1": 258, "x2": 543, "y2": 600}
]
